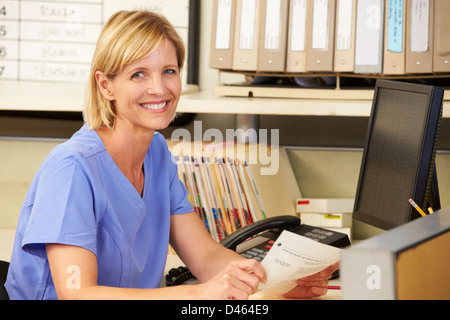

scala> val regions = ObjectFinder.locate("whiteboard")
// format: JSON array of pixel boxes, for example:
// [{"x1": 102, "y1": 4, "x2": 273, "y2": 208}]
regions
[
  {"x1": 0, "y1": 0, "x2": 189, "y2": 82},
  {"x1": 0, "y1": 0, "x2": 191, "y2": 85}
]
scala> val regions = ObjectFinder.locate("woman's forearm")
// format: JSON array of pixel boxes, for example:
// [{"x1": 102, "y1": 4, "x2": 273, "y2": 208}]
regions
[{"x1": 60, "y1": 284, "x2": 200, "y2": 300}]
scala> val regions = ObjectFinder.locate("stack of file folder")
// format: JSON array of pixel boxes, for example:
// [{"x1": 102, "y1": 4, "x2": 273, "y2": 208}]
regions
[
  {"x1": 210, "y1": 0, "x2": 450, "y2": 76},
  {"x1": 174, "y1": 155, "x2": 267, "y2": 242}
]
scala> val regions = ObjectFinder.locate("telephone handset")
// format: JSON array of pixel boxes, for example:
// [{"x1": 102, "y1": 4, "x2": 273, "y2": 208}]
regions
[
  {"x1": 223, "y1": 215, "x2": 350, "y2": 263},
  {"x1": 220, "y1": 215, "x2": 301, "y2": 252},
  {"x1": 165, "y1": 216, "x2": 350, "y2": 286}
]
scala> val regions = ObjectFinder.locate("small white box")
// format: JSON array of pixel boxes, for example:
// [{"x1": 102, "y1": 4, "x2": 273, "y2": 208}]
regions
[
  {"x1": 300, "y1": 212, "x2": 352, "y2": 228},
  {"x1": 327, "y1": 227, "x2": 352, "y2": 240},
  {"x1": 296, "y1": 198, "x2": 354, "y2": 214}
]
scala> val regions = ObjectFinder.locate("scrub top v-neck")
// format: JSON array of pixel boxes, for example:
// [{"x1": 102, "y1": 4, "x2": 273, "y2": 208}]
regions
[{"x1": 5, "y1": 125, "x2": 194, "y2": 300}]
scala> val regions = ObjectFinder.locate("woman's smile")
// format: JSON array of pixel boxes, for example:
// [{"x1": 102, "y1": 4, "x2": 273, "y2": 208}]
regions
[
  {"x1": 97, "y1": 39, "x2": 182, "y2": 132},
  {"x1": 139, "y1": 100, "x2": 169, "y2": 112}
]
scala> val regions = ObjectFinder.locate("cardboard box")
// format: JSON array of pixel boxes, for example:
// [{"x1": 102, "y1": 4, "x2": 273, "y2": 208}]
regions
[
  {"x1": 300, "y1": 212, "x2": 352, "y2": 228},
  {"x1": 296, "y1": 198, "x2": 354, "y2": 214}
]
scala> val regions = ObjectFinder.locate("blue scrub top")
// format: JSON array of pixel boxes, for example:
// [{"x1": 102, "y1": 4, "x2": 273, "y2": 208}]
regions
[{"x1": 5, "y1": 125, "x2": 194, "y2": 300}]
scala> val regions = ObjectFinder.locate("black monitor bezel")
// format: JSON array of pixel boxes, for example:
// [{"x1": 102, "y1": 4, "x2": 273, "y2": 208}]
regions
[{"x1": 353, "y1": 80, "x2": 444, "y2": 230}]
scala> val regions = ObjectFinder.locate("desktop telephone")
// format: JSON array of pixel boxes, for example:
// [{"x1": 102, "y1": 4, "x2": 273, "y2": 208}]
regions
[{"x1": 165, "y1": 215, "x2": 351, "y2": 286}]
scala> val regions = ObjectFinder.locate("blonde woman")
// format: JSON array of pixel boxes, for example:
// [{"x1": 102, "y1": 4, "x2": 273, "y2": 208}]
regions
[{"x1": 5, "y1": 11, "x2": 338, "y2": 300}]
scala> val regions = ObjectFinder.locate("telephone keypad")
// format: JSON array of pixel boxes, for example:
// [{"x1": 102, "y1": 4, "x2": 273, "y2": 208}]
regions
[
  {"x1": 240, "y1": 239, "x2": 273, "y2": 261},
  {"x1": 241, "y1": 248, "x2": 267, "y2": 261},
  {"x1": 239, "y1": 225, "x2": 346, "y2": 262}
]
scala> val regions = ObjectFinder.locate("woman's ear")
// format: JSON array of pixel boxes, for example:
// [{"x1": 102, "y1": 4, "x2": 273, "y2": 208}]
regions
[{"x1": 95, "y1": 70, "x2": 115, "y2": 101}]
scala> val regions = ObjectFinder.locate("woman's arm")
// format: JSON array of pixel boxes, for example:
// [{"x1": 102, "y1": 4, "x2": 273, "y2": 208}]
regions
[
  {"x1": 169, "y1": 212, "x2": 267, "y2": 299},
  {"x1": 46, "y1": 243, "x2": 201, "y2": 300},
  {"x1": 170, "y1": 212, "x2": 341, "y2": 300},
  {"x1": 45, "y1": 211, "x2": 265, "y2": 300},
  {"x1": 47, "y1": 211, "x2": 338, "y2": 300},
  {"x1": 169, "y1": 212, "x2": 246, "y2": 281},
  {"x1": 46, "y1": 211, "x2": 265, "y2": 300}
]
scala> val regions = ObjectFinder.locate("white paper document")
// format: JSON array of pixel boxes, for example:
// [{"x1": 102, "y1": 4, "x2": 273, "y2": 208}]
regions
[{"x1": 257, "y1": 230, "x2": 342, "y2": 296}]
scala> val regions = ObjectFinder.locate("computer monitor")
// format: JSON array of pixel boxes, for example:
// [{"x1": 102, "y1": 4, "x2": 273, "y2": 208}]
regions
[{"x1": 353, "y1": 79, "x2": 444, "y2": 230}]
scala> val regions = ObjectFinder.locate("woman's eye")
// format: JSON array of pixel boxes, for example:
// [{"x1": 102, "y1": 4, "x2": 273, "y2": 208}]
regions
[
  {"x1": 131, "y1": 72, "x2": 144, "y2": 79},
  {"x1": 164, "y1": 69, "x2": 178, "y2": 75}
]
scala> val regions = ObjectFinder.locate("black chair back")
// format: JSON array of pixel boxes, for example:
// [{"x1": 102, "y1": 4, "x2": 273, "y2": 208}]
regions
[{"x1": 0, "y1": 260, "x2": 10, "y2": 300}]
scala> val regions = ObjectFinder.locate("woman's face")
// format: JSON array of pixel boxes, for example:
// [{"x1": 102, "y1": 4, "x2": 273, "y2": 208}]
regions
[{"x1": 98, "y1": 39, "x2": 182, "y2": 134}]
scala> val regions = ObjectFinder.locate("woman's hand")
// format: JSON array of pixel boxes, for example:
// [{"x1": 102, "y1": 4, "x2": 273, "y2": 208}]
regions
[
  {"x1": 194, "y1": 259, "x2": 267, "y2": 300},
  {"x1": 282, "y1": 262, "x2": 340, "y2": 299}
]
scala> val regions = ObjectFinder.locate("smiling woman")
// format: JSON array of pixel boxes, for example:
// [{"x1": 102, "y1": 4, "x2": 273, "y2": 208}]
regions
[
  {"x1": 5, "y1": 10, "x2": 338, "y2": 301},
  {"x1": 4, "y1": 10, "x2": 199, "y2": 300},
  {"x1": 84, "y1": 10, "x2": 185, "y2": 130},
  {"x1": 94, "y1": 39, "x2": 182, "y2": 136}
]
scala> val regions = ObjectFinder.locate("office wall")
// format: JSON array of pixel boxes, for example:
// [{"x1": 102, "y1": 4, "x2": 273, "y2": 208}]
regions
[
  {"x1": 2, "y1": 138, "x2": 450, "y2": 241},
  {"x1": 0, "y1": 139, "x2": 60, "y2": 229},
  {"x1": 0, "y1": 0, "x2": 222, "y2": 229},
  {"x1": 1, "y1": 0, "x2": 450, "y2": 241},
  {"x1": 288, "y1": 149, "x2": 450, "y2": 239},
  {"x1": 0, "y1": 140, "x2": 363, "y2": 230}
]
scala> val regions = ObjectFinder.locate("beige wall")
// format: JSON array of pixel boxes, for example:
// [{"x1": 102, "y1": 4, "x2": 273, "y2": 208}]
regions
[
  {"x1": 2, "y1": 139, "x2": 450, "y2": 242},
  {"x1": 0, "y1": 139, "x2": 61, "y2": 229},
  {"x1": 287, "y1": 148, "x2": 450, "y2": 239},
  {"x1": 288, "y1": 148, "x2": 450, "y2": 209},
  {"x1": 0, "y1": 0, "x2": 219, "y2": 230},
  {"x1": 1, "y1": 1, "x2": 449, "y2": 242}
]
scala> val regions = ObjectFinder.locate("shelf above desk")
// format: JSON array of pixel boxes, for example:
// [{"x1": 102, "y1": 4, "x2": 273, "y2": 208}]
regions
[
  {"x1": 1, "y1": 80, "x2": 450, "y2": 118},
  {"x1": 178, "y1": 88, "x2": 450, "y2": 118},
  {"x1": 0, "y1": 81, "x2": 199, "y2": 112},
  {"x1": 0, "y1": 81, "x2": 85, "y2": 112}
]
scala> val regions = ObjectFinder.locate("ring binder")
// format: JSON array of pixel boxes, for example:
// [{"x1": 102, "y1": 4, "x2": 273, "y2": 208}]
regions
[
  {"x1": 406, "y1": 0, "x2": 434, "y2": 74},
  {"x1": 433, "y1": 0, "x2": 450, "y2": 73},
  {"x1": 257, "y1": 0, "x2": 289, "y2": 72},
  {"x1": 306, "y1": 0, "x2": 336, "y2": 72},
  {"x1": 383, "y1": 0, "x2": 406, "y2": 75},
  {"x1": 210, "y1": 0, "x2": 237, "y2": 70}
]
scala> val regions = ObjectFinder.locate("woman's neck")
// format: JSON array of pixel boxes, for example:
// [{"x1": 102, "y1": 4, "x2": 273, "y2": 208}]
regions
[{"x1": 96, "y1": 124, "x2": 154, "y2": 195}]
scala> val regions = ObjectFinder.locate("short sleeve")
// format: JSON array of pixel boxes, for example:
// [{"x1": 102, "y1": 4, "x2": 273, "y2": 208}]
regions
[
  {"x1": 22, "y1": 150, "x2": 98, "y2": 258},
  {"x1": 169, "y1": 166, "x2": 194, "y2": 215},
  {"x1": 164, "y1": 141, "x2": 194, "y2": 216}
]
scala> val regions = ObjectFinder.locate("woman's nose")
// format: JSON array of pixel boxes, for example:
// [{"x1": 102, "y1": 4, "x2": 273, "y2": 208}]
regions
[{"x1": 146, "y1": 76, "x2": 165, "y2": 95}]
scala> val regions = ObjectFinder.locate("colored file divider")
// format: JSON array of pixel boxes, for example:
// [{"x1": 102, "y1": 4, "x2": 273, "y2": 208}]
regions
[{"x1": 175, "y1": 154, "x2": 267, "y2": 242}]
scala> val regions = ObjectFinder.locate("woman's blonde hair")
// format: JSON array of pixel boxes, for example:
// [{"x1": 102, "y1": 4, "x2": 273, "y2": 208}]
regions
[{"x1": 83, "y1": 10, "x2": 186, "y2": 129}]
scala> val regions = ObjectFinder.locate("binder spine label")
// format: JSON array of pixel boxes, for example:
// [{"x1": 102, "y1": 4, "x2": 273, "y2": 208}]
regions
[
  {"x1": 336, "y1": 0, "x2": 354, "y2": 51},
  {"x1": 410, "y1": 0, "x2": 430, "y2": 53},
  {"x1": 290, "y1": 0, "x2": 307, "y2": 52},
  {"x1": 215, "y1": 0, "x2": 233, "y2": 50},
  {"x1": 387, "y1": 0, "x2": 405, "y2": 53},
  {"x1": 239, "y1": 0, "x2": 257, "y2": 50},
  {"x1": 264, "y1": 0, "x2": 282, "y2": 50},
  {"x1": 311, "y1": 0, "x2": 330, "y2": 50}
]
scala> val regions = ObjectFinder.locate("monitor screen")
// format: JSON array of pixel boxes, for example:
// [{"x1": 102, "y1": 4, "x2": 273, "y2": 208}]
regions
[{"x1": 353, "y1": 80, "x2": 444, "y2": 230}]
